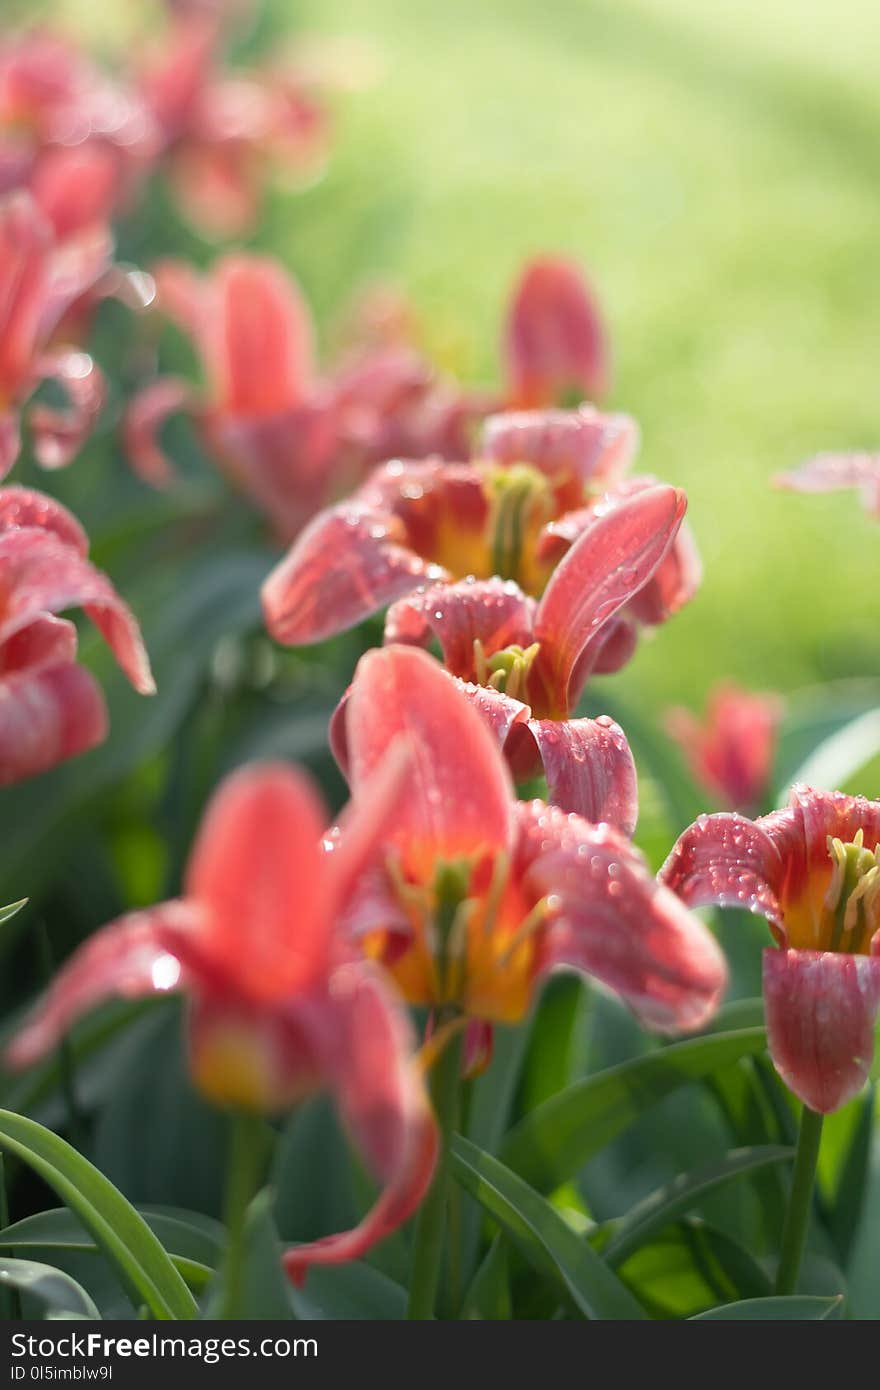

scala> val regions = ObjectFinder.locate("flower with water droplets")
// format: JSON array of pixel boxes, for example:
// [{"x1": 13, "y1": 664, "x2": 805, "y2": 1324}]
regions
[{"x1": 660, "y1": 786, "x2": 880, "y2": 1113}]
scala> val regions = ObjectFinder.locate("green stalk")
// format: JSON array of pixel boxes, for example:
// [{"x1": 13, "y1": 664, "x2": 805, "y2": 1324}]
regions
[
  {"x1": 36, "y1": 921, "x2": 84, "y2": 1150},
  {"x1": 220, "y1": 1112, "x2": 270, "y2": 1319},
  {"x1": 407, "y1": 1026, "x2": 464, "y2": 1320},
  {"x1": 775, "y1": 1104, "x2": 824, "y2": 1295},
  {"x1": 0, "y1": 1155, "x2": 19, "y2": 1320}
]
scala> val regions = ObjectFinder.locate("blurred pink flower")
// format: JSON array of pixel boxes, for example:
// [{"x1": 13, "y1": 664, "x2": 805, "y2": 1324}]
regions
[
  {"x1": 504, "y1": 257, "x2": 608, "y2": 407},
  {"x1": 7, "y1": 755, "x2": 438, "y2": 1282},
  {"x1": 661, "y1": 787, "x2": 880, "y2": 1113},
  {"x1": 775, "y1": 452, "x2": 880, "y2": 519},
  {"x1": 666, "y1": 681, "x2": 783, "y2": 812},
  {"x1": 0, "y1": 485, "x2": 154, "y2": 784}
]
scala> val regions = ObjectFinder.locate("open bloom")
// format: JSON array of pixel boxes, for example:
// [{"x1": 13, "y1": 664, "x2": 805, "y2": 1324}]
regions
[
  {"x1": 137, "y1": 6, "x2": 329, "y2": 236},
  {"x1": 0, "y1": 192, "x2": 112, "y2": 476},
  {"x1": 338, "y1": 645, "x2": 727, "y2": 1034},
  {"x1": 7, "y1": 756, "x2": 437, "y2": 1281},
  {"x1": 263, "y1": 403, "x2": 700, "y2": 647},
  {"x1": 775, "y1": 452, "x2": 880, "y2": 520},
  {"x1": 0, "y1": 485, "x2": 154, "y2": 784},
  {"x1": 331, "y1": 485, "x2": 687, "y2": 831},
  {"x1": 666, "y1": 681, "x2": 783, "y2": 812},
  {"x1": 660, "y1": 786, "x2": 880, "y2": 1113}
]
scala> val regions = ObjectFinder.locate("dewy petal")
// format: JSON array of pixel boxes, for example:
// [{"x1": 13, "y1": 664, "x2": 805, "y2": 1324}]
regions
[
  {"x1": 482, "y1": 406, "x2": 638, "y2": 487},
  {"x1": 0, "y1": 485, "x2": 89, "y2": 552},
  {"x1": 660, "y1": 812, "x2": 787, "y2": 931},
  {"x1": 262, "y1": 506, "x2": 446, "y2": 646},
  {"x1": 0, "y1": 663, "x2": 107, "y2": 786},
  {"x1": 203, "y1": 255, "x2": 314, "y2": 416},
  {"x1": 123, "y1": 377, "x2": 192, "y2": 488},
  {"x1": 185, "y1": 762, "x2": 333, "y2": 1001},
  {"x1": 763, "y1": 948, "x2": 880, "y2": 1113},
  {"x1": 503, "y1": 258, "x2": 609, "y2": 406},
  {"x1": 283, "y1": 961, "x2": 437, "y2": 1282},
  {"x1": 532, "y1": 484, "x2": 687, "y2": 712},
  {"x1": 29, "y1": 349, "x2": 105, "y2": 469},
  {"x1": 5, "y1": 900, "x2": 196, "y2": 1070},
  {"x1": 384, "y1": 577, "x2": 536, "y2": 679},
  {"x1": 775, "y1": 452, "x2": 880, "y2": 519},
  {"x1": 346, "y1": 646, "x2": 515, "y2": 877},
  {"x1": 0, "y1": 529, "x2": 155, "y2": 694},
  {"x1": 518, "y1": 803, "x2": 727, "y2": 1031},
  {"x1": 529, "y1": 715, "x2": 638, "y2": 834}
]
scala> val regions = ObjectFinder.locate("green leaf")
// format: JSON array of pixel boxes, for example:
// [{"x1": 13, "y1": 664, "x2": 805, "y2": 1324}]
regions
[
  {"x1": 691, "y1": 1295, "x2": 844, "y2": 1320},
  {"x1": 0, "y1": 899, "x2": 27, "y2": 929},
  {"x1": 604, "y1": 1146, "x2": 793, "y2": 1268},
  {"x1": 202, "y1": 1191, "x2": 292, "y2": 1321},
  {"x1": 613, "y1": 1218, "x2": 772, "y2": 1319},
  {"x1": 459, "y1": 1235, "x2": 512, "y2": 1320},
  {"x1": 0, "y1": 1109, "x2": 197, "y2": 1320},
  {"x1": 451, "y1": 1136, "x2": 646, "y2": 1320},
  {"x1": 780, "y1": 706, "x2": 880, "y2": 801},
  {"x1": 827, "y1": 1085, "x2": 875, "y2": 1266},
  {"x1": 0, "y1": 1257, "x2": 100, "y2": 1319},
  {"x1": 0, "y1": 1206, "x2": 222, "y2": 1292},
  {"x1": 500, "y1": 1027, "x2": 767, "y2": 1193},
  {"x1": 289, "y1": 1261, "x2": 408, "y2": 1320}
]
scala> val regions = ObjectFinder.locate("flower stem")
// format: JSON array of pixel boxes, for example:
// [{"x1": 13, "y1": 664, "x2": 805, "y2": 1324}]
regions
[
  {"x1": 407, "y1": 1023, "x2": 464, "y2": 1320},
  {"x1": 220, "y1": 1111, "x2": 271, "y2": 1319},
  {"x1": 775, "y1": 1104, "x2": 824, "y2": 1295}
]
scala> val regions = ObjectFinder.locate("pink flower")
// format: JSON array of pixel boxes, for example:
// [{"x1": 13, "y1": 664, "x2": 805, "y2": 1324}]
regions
[
  {"x1": 262, "y1": 404, "x2": 700, "y2": 647},
  {"x1": 338, "y1": 645, "x2": 727, "y2": 1035},
  {"x1": 330, "y1": 485, "x2": 688, "y2": 831},
  {"x1": 138, "y1": 8, "x2": 329, "y2": 236},
  {"x1": 0, "y1": 192, "x2": 112, "y2": 476},
  {"x1": 7, "y1": 755, "x2": 437, "y2": 1282},
  {"x1": 660, "y1": 786, "x2": 880, "y2": 1113},
  {"x1": 666, "y1": 681, "x2": 784, "y2": 812},
  {"x1": 0, "y1": 485, "x2": 154, "y2": 785},
  {"x1": 504, "y1": 257, "x2": 609, "y2": 407},
  {"x1": 775, "y1": 452, "x2": 880, "y2": 519}
]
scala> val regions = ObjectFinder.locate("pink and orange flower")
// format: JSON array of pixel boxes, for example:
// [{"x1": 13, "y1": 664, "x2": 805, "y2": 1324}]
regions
[
  {"x1": 0, "y1": 484, "x2": 154, "y2": 785},
  {"x1": 7, "y1": 754, "x2": 438, "y2": 1283},
  {"x1": 661, "y1": 786, "x2": 880, "y2": 1113},
  {"x1": 666, "y1": 681, "x2": 783, "y2": 812}
]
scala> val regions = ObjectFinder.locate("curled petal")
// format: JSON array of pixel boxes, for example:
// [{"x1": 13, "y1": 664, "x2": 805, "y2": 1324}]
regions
[
  {"x1": 504, "y1": 258, "x2": 609, "y2": 406},
  {"x1": 0, "y1": 485, "x2": 88, "y2": 552},
  {"x1": 482, "y1": 406, "x2": 637, "y2": 487},
  {"x1": 519, "y1": 803, "x2": 727, "y2": 1031},
  {"x1": 660, "y1": 812, "x2": 787, "y2": 932},
  {"x1": 5, "y1": 901, "x2": 195, "y2": 1070},
  {"x1": 785, "y1": 783, "x2": 880, "y2": 877},
  {"x1": 627, "y1": 516, "x2": 702, "y2": 625},
  {"x1": 346, "y1": 646, "x2": 515, "y2": 877},
  {"x1": 528, "y1": 715, "x2": 638, "y2": 834},
  {"x1": 123, "y1": 378, "x2": 191, "y2": 488},
  {"x1": 283, "y1": 962, "x2": 437, "y2": 1282},
  {"x1": 203, "y1": 255, "x2": 314, "y2": 415},
  {"x1": 384, "y1": 577, "x2": 536, "y2": 679},
  {"x1": 185, "y1": 762, "x2": 332, "y2": 1001},
  {"x1": 0, "y1": 663, "x2": 107, "y2": 786},
  {"x1": 0, "y1": 615, "x2": 77, "y2": 676},
  {"x1": 532, "y1": 485, "x2": 687, "y2": 712},
  {"x1": 763, "y1": 948, "x2": 880, "y2": 1113},
  {"x1": 0, "y1": 529, "x2": 154, "y2": 694},
  {"x1": 775, "y1": 452, "x2": 880, "y2": 519},
  {"x1": 30, "y1": 350, "x2": 105, "y2": 469},
  {"x1": 262, "y1": 507, "x2": 446, "y2": 646}
]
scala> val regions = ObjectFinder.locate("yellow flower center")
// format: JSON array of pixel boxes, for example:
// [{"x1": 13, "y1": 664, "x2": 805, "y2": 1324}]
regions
[
  {"x1": 783, "y1": 828, "x2": 880, "y2": 954},
  {"x1": 482, "y1": 463, "x2": 555, "y2": 593},
  {"x1": 473, "y1": 639, "x2": 541, "y2": 702}
]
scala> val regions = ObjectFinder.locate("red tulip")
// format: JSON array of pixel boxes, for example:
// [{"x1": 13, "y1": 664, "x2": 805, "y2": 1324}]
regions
[
  {"x1": 339, "y1": 645, "x2": 726, "y2": 1032},
  {"x1": 7, "y1": 756, "x2": 438, "y2": 1281},
  {"x1": 262, "y1": 404, "x2": 700, "y2": 647},
  {"x1": 775, "y1": 452, "x2": 880, "y2": 519},
  {"x1": 0, "y1": 485, "x2": 154, "y2": 784},
  {"x1": 660, "y1": 786, "x2": 880, "y2": 1113},
  {"x1": 666, "y1": 682, "x2": 783, "y2": 812}
]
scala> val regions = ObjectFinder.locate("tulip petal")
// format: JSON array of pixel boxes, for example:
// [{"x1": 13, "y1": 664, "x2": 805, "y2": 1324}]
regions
[
  {"x1": 384, "y1": 577, "x2": 536, "y2": 679},
  {"x1": 504, "y1": 258, "x2": 609, "y2": 406},
  {"x1": 775, "y1": 452, "x2": 880, "y2": 518},
  {"x1": 529, "y1": 715, "x2": 638, "y2": 834},
  {"x1": 482, "y1": 406, "x2": 637, "y2": 487},
  {"x1": 346, "y1": 646, "x2": 515, "y2": 876},
  {"x1": 532, "y1": 485, "x2": 686, "y2": 712},
  {"x1": 5, "y1": 901, "x2": 195, "y2": 1070},
  {"x1": 29, "y1": 349, "x2": 105, "y2": 469},
  {"x1": 519, "y1": 803, "x2": 727, "y2": 1032},
  {"x1": 763, "y1": 948, "x2": 880, "y2": 1113},
  {"x1": 659, "y1": 811, "x2": 787, "y2": 931},
  {"x1": 204, "y1": 255, "x2": 314, "y2": 415},
  {"x1": 283, "y1": 961, "x2": 437, "y2": 1282},
  {"x1": 0, "y1": 529, "x2": 154, "y2": 694},
  {"x1": 0, "y1": 485, "x2": 88, "y2": 552},
  {"x1": 262, "y1": 506, "x2": 446, "y2": 646},
  {"x1": 123, "y1": 377, "x2": 191, "y2": 488},
  {"x1": 185, "y1": 762, "x2": 333, "y2": 1001},
  {"x1": 0, "y1": 663, "x2": 107, "y2": 786}
]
